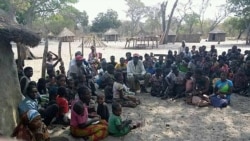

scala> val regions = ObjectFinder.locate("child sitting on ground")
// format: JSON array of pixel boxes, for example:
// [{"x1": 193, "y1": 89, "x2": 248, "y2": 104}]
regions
[
  {"x1": 108, "y1": 102, "x2": 141, "y2": 137},
  {"x1": 113, "y1": 72, "x2": 140, "y2": 108},
  {"x1": 150, "y1": 68, "x2": 164, "y2": 97},
  {"x1": 97, "y1": 93, "x2": 110, "y2": 122},
  {"x1": 55, "y1": 86, "x2": 70, "y2": 125}
]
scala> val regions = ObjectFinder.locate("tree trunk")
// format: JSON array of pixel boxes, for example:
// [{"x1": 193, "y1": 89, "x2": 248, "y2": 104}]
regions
[
  {"x1": 41, "y1": 36, "x2": 49, "y2": 78},
  {"x1": 163, "y1": 0, "x2": 179, "y2": 44},
  {"x1": 0, "y1": 40, "x2": 22, "y2": 136},
  {"x1": 161, "y1": 1, "x2": 168, "y2": 32},
  {"x1": 58, "y1": 40, "x2": 62, "y2": 59},
  {"x1": 245, "y1": 24, "x2": 250, "y2": 45}
]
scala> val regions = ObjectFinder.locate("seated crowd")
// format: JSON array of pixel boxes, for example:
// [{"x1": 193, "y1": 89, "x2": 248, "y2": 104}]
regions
[{"x1": 12, "y1": 43, "x2": 250, "y2": 140}]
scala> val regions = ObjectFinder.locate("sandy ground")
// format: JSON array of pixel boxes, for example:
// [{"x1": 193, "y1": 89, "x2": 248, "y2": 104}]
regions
[{"x1": 12, "y1": 40, "x2": 250, "y2": 141}]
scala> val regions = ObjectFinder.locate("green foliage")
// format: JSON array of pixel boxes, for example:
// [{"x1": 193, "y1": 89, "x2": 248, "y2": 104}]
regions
[
  {"x1": 229, "y1": 0, "x2": 250, "y2": 18},
  {"x1": 144, "y1": 6, "x2": 161, "y2": 34},
  {"x1": 90, "y1": 9, "x2": 121, "y2": 33},
  {"x1": 183, "y1": 12, "x2": 199, "y2": 34},
  {"x1": 32, "y1": 6, "x2": 88, "y2": 35},
  {"x1": 222, "y1": 17, "x2": 246, "y2": 37},
  {"x1": 125, "y1": 0, "x2": 146, "y2": 36}
]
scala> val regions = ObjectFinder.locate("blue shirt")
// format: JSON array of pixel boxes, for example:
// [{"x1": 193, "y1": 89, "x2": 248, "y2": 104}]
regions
[{"x1": 18, "y1": 96, "x2": 38, "y2": 116}]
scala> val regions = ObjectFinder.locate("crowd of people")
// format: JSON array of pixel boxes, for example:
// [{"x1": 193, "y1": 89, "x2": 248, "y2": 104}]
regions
[{"x1": 11, "y1": 41, "x2": 250, "y2": 140}]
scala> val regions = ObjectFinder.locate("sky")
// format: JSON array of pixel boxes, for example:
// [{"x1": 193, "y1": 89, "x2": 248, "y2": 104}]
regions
[{"x1": 73, "y1": 0, "x2": 226, "y2": 24}]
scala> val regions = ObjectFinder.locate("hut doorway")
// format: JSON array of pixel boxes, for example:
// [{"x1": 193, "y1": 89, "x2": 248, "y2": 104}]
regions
[{"x1": 212, "y1": 34, "x2": 216, "y2": 41}]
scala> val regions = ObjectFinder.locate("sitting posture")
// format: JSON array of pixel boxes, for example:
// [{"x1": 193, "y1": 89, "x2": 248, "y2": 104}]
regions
[
  {"x1": 150, "y1": 68, "x2": 164, "y2": 97},
  {"x1": 210, "y1": 72, "x2": 233, "y2": 108},
  {"x1": 108, "y1": 103, "x2": 141, "y2": 137},
  {"x1": 113, "y1": 72, "x2": 140, "y2": 108},
  {"x1": 70, "y1": 86, "x2": 108, "y2": 141},
  {"x1": 97, "y1": 93, "x2": 110, "y2": 122},
  {"x1": 12, "y1": 109, "x2": 50, "y2": 141},
  {"x1": 55, "y1": 86, "x2": 70, "y2": 125}
]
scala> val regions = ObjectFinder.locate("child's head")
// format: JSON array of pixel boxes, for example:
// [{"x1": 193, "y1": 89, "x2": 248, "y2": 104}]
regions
[
  {"x1": 185, "y1": 71, "x2": 193, "y2": 79},
  {"x1": 78, "y1": 86, "x2": 91, "y2": 103},
  {"x1": 155, "y1": 68, "x2": 162, "y2": 76},
  {"x1": 97, "y1": 93, "x2": 105, "y2": 104},
  {"x1": 57, "y1": 74, "x2": 66, "y2": 86},
  {"x1": 58, "y1": 86, "x2": 67, "y2": 97},
  {"x1": 37, "y1": 78, "x2": 46, "y2": 87},
  {"x1": 112, "y1": 102, "x2": 122, "y2": 116},
  {"x1": 114, "y1": 72, "x2": 123, "y2": 82},
  {"x1": 73, "y1": 101, "x2": 84, "y2": 116}
]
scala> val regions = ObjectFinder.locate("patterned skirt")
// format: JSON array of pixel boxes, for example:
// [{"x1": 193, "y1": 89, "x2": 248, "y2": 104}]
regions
[{"x1": 70, "y1": 120, "x2": 108, "y2": 141}]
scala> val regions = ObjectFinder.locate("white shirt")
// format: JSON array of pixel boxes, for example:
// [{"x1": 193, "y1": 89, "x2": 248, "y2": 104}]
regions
[{"x1": 127, "y1": 60, "x2": 146, "y2": 76}]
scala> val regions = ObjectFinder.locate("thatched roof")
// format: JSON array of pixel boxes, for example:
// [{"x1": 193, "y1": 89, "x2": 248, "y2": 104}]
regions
[
  {"x1": 48, "y1": 32, "x2": 55, "y2": 37},
  {"x1": 209, "y1": 29, "x2": 226, "y2": 34},
  {"x1": 58, "y1": 27, "x2": 75, "y2": 38},
  {"x1": 0, "y1": 9, "x2": 41, "y2": 47},
  {"x1": 168, "y1": 30, "x2": 176, "y2": 36},
  {"x1": 104, "y1": 28, "x2": 118, "y2": 35}
]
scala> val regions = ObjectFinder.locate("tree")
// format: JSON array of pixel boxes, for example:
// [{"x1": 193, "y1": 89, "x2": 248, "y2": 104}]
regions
[
  {"x1": 144, "y1": 6, "x2": 161, "y2": 35},
  {"x1": 196, "y1": 0, "x2": 211, "y2": 34},
  {"x1": 91, "y1": 9, "x2": 121, "y2": 33},
  {"x1": 163, "y1": 0, "x2": 179, "y2": 44},
  {"x1": 118, "y1": 20, "x2": 133, "y2": 37},
  {"x1": 0, "y1": 0, "x2": 78, "y2": 28},
  {"x1": 184, "y1": 12, "x2": 199, "y2": 34},
  {"x1": 175, "y1": 0, "x2": 193, "y2": 34},
  {"x1": 160, "y1": 1, "x2": 168, "y2": 32},
  {"x1": 125, "y1": 0, "x2": 146, "y2": 36},
  {"x1": 209, "y1": 4, "x2": 230, "y2": 31},
  {"x1": 228, "y1": 0, "x2": 250, "y2": 44}
]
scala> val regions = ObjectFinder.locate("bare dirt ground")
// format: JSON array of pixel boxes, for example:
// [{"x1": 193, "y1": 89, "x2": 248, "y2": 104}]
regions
[{"x1": 12, "y1": 40, "x2": 250, "y2": 141}]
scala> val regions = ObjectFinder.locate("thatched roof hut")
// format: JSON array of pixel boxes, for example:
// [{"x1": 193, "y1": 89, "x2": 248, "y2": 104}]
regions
[
  {"x1": 0, "y1": 10, "x2": 40, "y2": 47},
  {"x1": 104, "y1": 28, "x2": 119, "y2": 41},
  {"x1": 58, "y1": 27, "x2": 75, "y2": 42},
  {"x1": 208, "y1": 29, "x2": 226, "y2": 42},
  {"x1": 0, "y1": 9, "x2": 40, "y2": 136}
]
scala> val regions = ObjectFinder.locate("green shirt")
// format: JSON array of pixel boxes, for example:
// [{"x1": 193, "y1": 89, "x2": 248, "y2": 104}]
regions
[{"x1": 108, "y1": 114, "x2": 130, "y2": 137}]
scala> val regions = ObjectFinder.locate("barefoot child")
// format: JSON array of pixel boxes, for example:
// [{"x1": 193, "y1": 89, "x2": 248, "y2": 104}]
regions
[
  {"x1": 108, "y1": 102, "x2": 140, "y2": 137},
  {"x1": 97, "y1": 93, "x2": 110, "y2": 122},
  {"x1": 113, "y1": 72, "x2": 140, "y2": 108}
]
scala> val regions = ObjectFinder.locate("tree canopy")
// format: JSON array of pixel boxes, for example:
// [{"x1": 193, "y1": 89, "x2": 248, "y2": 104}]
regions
[{"x1": 90, "y1": 9, "x2": 121, "y2": 33}]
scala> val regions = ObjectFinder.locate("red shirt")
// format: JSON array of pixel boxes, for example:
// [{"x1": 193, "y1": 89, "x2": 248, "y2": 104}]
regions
[{"x1": 56, "y1": 95, "x2": 69, "y2": 115}]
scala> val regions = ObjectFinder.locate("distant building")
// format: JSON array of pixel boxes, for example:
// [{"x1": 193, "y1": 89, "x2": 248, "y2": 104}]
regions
[
  {"x1": 104, "y1": 28, "x2": 119, "y2": 41},
  {"x1": 58, "y1": 27, "x2": 75, "y2": 42},
  {"x1": 208, "y1": 29, "x2": 226, "y2": 42}
]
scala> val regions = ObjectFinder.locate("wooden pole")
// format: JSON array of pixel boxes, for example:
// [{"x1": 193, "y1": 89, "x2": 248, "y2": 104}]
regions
[
  {"x1": 58, "y1": 40, "x2": 62, "y2": 59},
  {"x1": 69, "y1": 42, "x2": 72, "y2": 60},
  {"x1": 81, "y1": 37, "x2": 84, "y2": 54},
  {"x1": 16, "y1": 43, "x2": 22, "y2": 69},
  {"x1": 93, "y1": 35, "x2": 96, "y2": 46},
  {"x1": 41, "y1": 36, "x2": 48, "y2": 78}
]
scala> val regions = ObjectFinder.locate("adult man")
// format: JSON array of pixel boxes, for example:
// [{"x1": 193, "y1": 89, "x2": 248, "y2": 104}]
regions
[
  {"x1": 127, "y1": 53, "x2": 151, "y2": 93},
  {"x1": 69, "y1": 55, "x2": 96, "y2": 96},
  {"x1": 20, "y1": 67, "x2": 33, "y2": 97}
]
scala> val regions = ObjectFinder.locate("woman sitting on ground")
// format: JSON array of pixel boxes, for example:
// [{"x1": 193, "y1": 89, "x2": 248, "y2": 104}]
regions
[
  {"x1": 188, "y1": 69, "x2": 210, "y2": 107},
  {"x1": 70, "y1": 86, "x2": 108, "y2": 141},
  {"x1": 12, "y1": 109, "x2": 50, "y2": 141},
  {"x1": 210, "y1": 72, "x2": 233, "y2": 108},
  {"x1": 232, "y1": 68, "x2": 248, "y2": 95}
]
